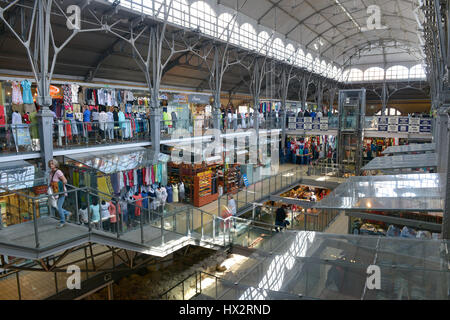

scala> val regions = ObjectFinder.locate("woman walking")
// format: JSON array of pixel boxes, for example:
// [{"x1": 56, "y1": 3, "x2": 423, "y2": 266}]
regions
[{"x1": 48, "y1": 159, "x2": 72, "y2": 228}]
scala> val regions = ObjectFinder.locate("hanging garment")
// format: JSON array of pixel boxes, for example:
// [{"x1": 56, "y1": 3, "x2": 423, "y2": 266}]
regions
[
  {"x1": 127, "y1": 170, "x2": 134, "y2": 187},
  {"x1": 70, "y1": 118, "x2": 78, "y2": 136},
  {"x1": 161, "y1": 164, "x2": 167, "y2": 186},
  {"x1": 132, "y1": 193, "x2": 143, "y2": 217},
  {"x1": 145, "y1": 167, "x2": 150, "y2": 186},
  {"x1": 133, "y1": 169, "x2": 138, "y2": 188},
  {"x1": 119, "y1": 172, "x2": 125, "y2": 190},
  {"x1": 12, "y1": 111, "x2": 22, "y2": 124},
  {"x1": 71, "y1": 84, "x2": 80, "y2": 104},
  {"x1": 11, "y1": 81, "x2": 23, "y2": 105},
  {"x1": 62, "y1": 84, "x2": 72, "y2": 109},
  {"x1": 166, "y1": 185, "x2": 173, "y2": 203},
  {"x1": 148, "y1": 188, "x2": 157, "y2": 210},
  {"x1": 151, "y1": 165, "x2": 155, "y2": 184},
  {"x1": 155, "y1": 188, "x2": 163, "y2": 208},
  {"x1": 141, "y1": 192, "x2": 148, "y2": 210},
  {"x1": 179, "y1": 182, "x2": 185, "y2": 202},
  {"x1": 172, "y1": 185, "x2": 179, "y2": 203},
  {"x1": 21, "y1": 80, "x2": 33, "y2": 104},
  {"x1": 157, "y1": 163, "x2": 163, "y2": 183},
  {"x1": 160, "y1": 187, "x2": 168, "y2": 208},
  {"x1": 111, "y1": 173, "x2": 120, "y2": 195},
  {"x1": 123, "y1": 172, "x2": 128, "y2": 187}
]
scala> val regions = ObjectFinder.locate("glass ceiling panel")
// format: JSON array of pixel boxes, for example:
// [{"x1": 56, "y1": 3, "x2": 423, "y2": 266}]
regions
[
  {"x1": 230, "y1": 231, "x2": 450, "y2": 300},
  {"x1": 65, "y1": 147, "x2": 162, "y2": 174},
  {"x1": 0, "y1": 160, "x2": 46, "y2": 191},
  {"x1": 362, "y1": 153, "x2": 437, "y2": 170},
  {"x1": 314, "y1": 173, "x2": 445, "y2": 212},
  {"x1": 382, "y1": 143, "x2": 436, "y2": 155}
]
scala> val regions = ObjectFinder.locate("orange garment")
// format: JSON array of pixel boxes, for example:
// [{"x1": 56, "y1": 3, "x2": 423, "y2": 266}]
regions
[
  {"x1": 132, "y1": 194, "x2": 143, "y2": 217},
  {"x1": 64, "y1": 119, "x2": 72, "y2": 140}
]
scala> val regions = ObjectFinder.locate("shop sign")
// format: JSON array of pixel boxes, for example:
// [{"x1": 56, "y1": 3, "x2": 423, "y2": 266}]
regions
[
  {"x1": 303, "y1": 117, "x2": 312, "y2": 123},
  {"x1": 388, "y1": 125, "x2": 398, "y2": 132},
  {"x1": 388, "y1": 117, "x2": 398, "y2": 125},
  {"x1": 419, "y1": 126, "x2": 431, "y2": 133},
  {"x1": 409, "y1": 125, "x2": 420, "y2": 133},
  {"x1": 377, "y1": 125, "x2": 388, "y2": 132},
  {"x1": 398, "y1": 117, "x2": 409, "y2": 125},
  {"x1": 377, "y1": 117, "x2": 388, "y2": 125},
  {"x1": 172, "y1": 94, "x2": 188, "y2": 104},
  {"x1": 420, "y1": 119, "x2": 432, "y2": 126},
  {"x1": 304, "y1": 123, "x2": 312, "y2": 130},
  {"x1": 50, "y1": 85, "x2": 63, "y2": 99},
  {"x1": 320, "y1": 117, "x2": 328, "y2": 123},
  {"x1": 320, "y1": 124, "x2": 328, "y2": 131},
  {"x1": 296, "y1": 123, "x2": 304, "y2": 130},
  {"x1": 410, "y1": 118, "x2": 420, "y2": 125},
  {"x1": 188, "y1": 94, "x2": 211, "y2": 104},
  {"x1": 398, "y1": 125, "x2": 409, "y2": 133},
  {"x1": 50, "y1": 85, "x2": 60, "y2": 96},
  {"x1": 289, "y1": 117, "x2": 296, "y2": 123}
]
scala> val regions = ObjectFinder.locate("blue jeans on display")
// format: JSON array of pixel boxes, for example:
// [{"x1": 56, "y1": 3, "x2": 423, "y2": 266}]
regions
[{"x1": 57, "y1": 196, "x2": 70, "y2": 223}]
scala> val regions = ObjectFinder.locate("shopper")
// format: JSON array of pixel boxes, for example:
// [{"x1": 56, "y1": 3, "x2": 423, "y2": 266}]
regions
[
  {"x1": 108, "y1": 200, "x2": 117, "y2": 233},
  {"x1": 106, "y1": 107, "x2": 114, "y2": 140},
  {"x1": 100, "y1": 200, "x2": 110, "y2": 231},
  {"x1": 78, "y1": 204, "x2": 88, "y2": 225},
  {"x1": 119, "y1": 196, "x2": 129, "y2": 230},
  {"x1": 99, "y1": 110, "x2": 108, "y2": 141},
  {"x1": 275, "y1": 205, "x2": 289, "y2": 232},
  {"x1": 48, "y1": 159, "x2": 72, "y2": 228},
  {"x1": 228, "y1": 195, "x2": 237, "y2": 217},
  {"x1": 89, "y1": 198, "x2": 100, "y2": 229}
]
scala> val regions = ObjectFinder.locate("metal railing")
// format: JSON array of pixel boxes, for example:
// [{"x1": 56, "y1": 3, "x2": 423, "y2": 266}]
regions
[
  {"x1": 53, "y1": 120, "x2": 151, "y2": 149},
  {"x1": 218, "y1": 165, "x2": 306, "y2": 215},
  {"x1": 0, "y1": 183, "x2": 238, "y2": 254}
]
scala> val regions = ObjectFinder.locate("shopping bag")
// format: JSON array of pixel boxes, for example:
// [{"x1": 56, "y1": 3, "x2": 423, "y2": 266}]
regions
[{"x1": 47, "y1": 187, "x2": 58, "y2": 208}]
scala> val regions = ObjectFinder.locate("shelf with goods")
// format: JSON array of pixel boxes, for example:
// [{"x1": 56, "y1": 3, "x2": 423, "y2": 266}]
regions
[
  {"x1": 168, "y1": 162, "x2": 221, "y2": 206},
  {"x1": 193, "y1": 170, "x2": 219, "y2": 207},
  {"x1": 223, "y1": 165, "x2": 241, "y2": 194},
  {"x1": 349, "y1": 211, "x2": 442, "y2": 239}
]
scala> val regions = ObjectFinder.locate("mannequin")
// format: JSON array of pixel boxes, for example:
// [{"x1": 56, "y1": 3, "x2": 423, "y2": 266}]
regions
[{"x1": 172, "y1": 184, "x2": 179, "y2": 203}]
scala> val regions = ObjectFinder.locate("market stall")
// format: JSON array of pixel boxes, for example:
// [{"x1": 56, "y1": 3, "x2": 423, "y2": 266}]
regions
[
  {"x1": 0, "y1": 160, "x2": 47, "y2": 227},
  {"x1": 314, "y1": 173, "x2": 444, "y2": 239}
]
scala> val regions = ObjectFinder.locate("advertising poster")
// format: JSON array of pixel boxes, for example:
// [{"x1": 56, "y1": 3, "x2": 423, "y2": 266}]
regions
[{"x1": 12, "y1": 125, "x2": 32, "y2": 146}]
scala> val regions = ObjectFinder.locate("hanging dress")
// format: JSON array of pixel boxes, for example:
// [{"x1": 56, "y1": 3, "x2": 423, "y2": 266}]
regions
[
  {"x1": 21, "y1": 80, "x2": 34, "y2": 104},
  {"x1": 11, "y1": 81, "x2": 23, "y2": 105}
]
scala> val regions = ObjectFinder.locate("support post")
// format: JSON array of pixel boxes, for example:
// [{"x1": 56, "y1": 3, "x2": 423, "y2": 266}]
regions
[{"x1": 150, "y1": 109, "x2": 162, "y2": 154}]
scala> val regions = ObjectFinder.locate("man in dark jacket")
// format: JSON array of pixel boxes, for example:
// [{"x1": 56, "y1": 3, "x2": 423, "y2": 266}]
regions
[{"x1": 275, "y1": 205, "x2": 289, "y2": 232}]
